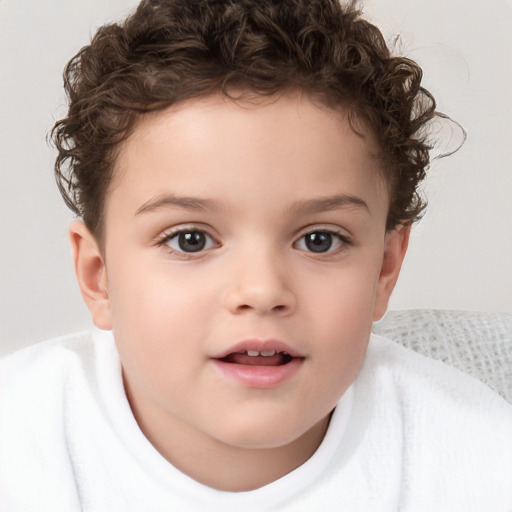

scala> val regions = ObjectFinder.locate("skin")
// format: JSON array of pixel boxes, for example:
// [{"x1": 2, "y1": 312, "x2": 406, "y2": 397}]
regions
[{"x1": 70, "y1": 92, "x2": 409, "y2": 491}]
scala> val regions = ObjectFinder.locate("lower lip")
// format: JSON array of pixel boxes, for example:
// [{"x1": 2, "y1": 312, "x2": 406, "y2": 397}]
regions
[{"x1": 211, "y1": 358, "x2": 303, "y2": 389}]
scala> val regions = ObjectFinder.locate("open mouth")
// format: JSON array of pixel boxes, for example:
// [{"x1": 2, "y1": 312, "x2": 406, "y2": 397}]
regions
[
  {"x1": 211, "y1": 342, "x2": 304, "y2": 388},
  {"x1": 219, "y1": 350, "x2": 294, "y2": 367}
]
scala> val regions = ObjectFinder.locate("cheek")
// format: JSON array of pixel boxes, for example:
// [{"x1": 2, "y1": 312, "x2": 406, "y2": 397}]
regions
[
  {"x1": 302, "y1": 254, "x2": 381, "y2": 328},
  {"x1": 293, "y1": 258, "x2": 379, "y2": 396},
  {"x1": 107, "y1": 263, "x2": 214, "y2": 383},
  {"x1": 312, "y1": 285, "x2": 373, "y2": 369},
  {"x1": 109, "y1": 256, "x2": 214, "y2": 327}
]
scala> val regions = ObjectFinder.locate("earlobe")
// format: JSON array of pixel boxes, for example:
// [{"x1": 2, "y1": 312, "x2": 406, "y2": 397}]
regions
[
  {"x1": 372, "y1": 224, "x2": 410, "y2": 322},
  {"x1": 69, "y1": 220, "x2": 112, "y2": 330}
]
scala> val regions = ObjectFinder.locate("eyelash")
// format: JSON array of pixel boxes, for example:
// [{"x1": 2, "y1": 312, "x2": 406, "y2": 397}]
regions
[
  {"x1": 293, "y1": 229, "x2": 351, "y2": 255},
  {"x1": 156, "y1": 226, "x2": 351, "y2": 257},
  {"x1": 156, "y1": 226, "x2": 218, "y2": 257}
]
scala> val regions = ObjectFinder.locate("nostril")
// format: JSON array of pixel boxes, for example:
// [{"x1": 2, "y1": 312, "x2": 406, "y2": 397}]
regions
[
  {"x1": 234, "y1": 303, "x2": 289, "y2": 314},
  {"x1": 224, "y1": 287, "x2": 296, "y2": 315}
]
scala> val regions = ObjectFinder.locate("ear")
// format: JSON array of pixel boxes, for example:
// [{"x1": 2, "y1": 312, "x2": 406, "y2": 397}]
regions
[
  {"x1": 372, "y1": 224, "x2": 410, "y2": 322},
  {"x1": 69, "y1": 220, "x2": 112, "y2": 330}
]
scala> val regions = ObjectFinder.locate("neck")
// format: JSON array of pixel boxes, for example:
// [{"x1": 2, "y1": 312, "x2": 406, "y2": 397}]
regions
[{"x1": 124, "y1": 381, "x2": 331, "y2": 491}]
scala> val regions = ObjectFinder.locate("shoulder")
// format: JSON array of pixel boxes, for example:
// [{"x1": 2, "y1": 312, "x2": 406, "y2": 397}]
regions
[
  {"x1": 360, "y1": 333, "x2": 512, "y2": 431},
  {"x1": 0, "y1": 329, "x2": 120, "y2": 435},
  {"x1": 1, "y1": 329, "x2": 113, "y2": 377},
  {"x1": 0, "y1": 330, "x2": 117, "y2": 511},
  {"x1": 363, "y1": 333, "x2": 512, "y2": 412},
  {"x1": 355, "y1": 334, "x2": 512, "y2": 508},
  {"x1": 0, "y1": 329, "x2": 116, "y2": 417},
  {"x1": 1, "y1": 330, "x2": 89, "y2": 366}
]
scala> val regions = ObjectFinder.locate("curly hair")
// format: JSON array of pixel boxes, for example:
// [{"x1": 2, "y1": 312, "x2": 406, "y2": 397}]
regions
[{"x1": 52, "y1": 0, "x2": 440, "y2": 242}]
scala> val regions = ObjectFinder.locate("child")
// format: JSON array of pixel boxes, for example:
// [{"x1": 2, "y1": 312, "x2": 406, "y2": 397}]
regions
[{"x1": 1, "y1": 0, "x2": 511, "y2": 510}]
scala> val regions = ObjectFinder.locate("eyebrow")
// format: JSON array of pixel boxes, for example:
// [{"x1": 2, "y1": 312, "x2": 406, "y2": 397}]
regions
[
  {"x1": 135, "y1": 192, "x2": 370, "y2": 216},
  {"x1": 135, "y1": 194, "x2": 220, "y2": 215},
  {"x1": 290, "y1": 194, "x2": 370, "y2": 215}
]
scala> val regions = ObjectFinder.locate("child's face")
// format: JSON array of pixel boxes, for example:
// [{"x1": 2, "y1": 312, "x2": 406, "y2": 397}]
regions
[{"x1": 73, "y1": 92, "x2": 407, "y2": 453}]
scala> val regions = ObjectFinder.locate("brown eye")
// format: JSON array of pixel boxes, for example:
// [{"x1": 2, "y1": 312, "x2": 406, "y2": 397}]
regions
[
  {"x1": 304, "y1": 232, "x2": 333, "y2": 253},
  {"x1": 295, "y1": 230, "x2": 348, "y2": 254},
  {"x1": 165, "y1": 230, "x2": 215, "y2": 253},
  {"x1": 177, "y1": 232, "x2": 206, "y2": 252}
]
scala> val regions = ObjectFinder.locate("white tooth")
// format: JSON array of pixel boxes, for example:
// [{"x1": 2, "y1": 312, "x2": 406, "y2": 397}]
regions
[
  {"x1": 260, "y1": 350, "x2": 275, "y2": 357},
  {"x1": 247, "y1": 350, "x2": 260, "y2": 357}
]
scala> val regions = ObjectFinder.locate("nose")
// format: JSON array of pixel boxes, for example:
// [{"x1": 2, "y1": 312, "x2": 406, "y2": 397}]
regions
[{"x1": 223, "y1": 250, "x2": 296, "y2": 316}]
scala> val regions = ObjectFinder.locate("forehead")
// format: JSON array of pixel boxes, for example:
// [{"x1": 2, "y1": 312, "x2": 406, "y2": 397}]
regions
[{"x1": 108, "y1": 92, "x2": 388, "y2": 220}]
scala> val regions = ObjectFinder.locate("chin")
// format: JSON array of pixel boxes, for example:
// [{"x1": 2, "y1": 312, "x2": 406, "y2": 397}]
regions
[{"x1": 211, "y1": 415, "x2": 322, "y2": 451}]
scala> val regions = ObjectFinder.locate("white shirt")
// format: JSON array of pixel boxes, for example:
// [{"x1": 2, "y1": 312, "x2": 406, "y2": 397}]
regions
[{"x1": 1, "y1": 330, "x2": 511, "y2": 511}]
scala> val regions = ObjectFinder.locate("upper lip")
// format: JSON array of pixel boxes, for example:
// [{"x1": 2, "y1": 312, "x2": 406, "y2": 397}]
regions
[{"x1": 211, "y1": 339, "x2": 304, "y2": 359}]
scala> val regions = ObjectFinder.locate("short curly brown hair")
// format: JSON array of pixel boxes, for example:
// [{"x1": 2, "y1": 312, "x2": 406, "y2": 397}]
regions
[{"x1": 52, "y1": 0, "x2": 440, "y2": 243}]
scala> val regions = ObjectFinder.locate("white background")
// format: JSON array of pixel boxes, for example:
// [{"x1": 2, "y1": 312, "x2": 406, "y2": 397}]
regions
[{"x1": 1, "y1": 0, "x2": 511, "y2": 356}]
